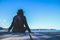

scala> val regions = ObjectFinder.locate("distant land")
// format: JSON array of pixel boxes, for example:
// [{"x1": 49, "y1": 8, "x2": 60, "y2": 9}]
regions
[
  {"x1": 0, "y1": 27, "x2": 56, "y2": 30},
  {"x1": 31, "y1": 29, "x2": 56, "y2": 30},
  {"x1": 0, "y1": 27, "x2": 8, "y2": 30}
]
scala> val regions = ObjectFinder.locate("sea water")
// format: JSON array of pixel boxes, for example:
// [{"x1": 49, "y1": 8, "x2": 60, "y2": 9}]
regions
[{"x1": 0, "y1": 30, "x2": 60, "y2": 32}]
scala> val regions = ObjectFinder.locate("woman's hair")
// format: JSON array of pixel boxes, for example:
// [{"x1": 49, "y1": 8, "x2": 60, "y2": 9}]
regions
[{"x1": 17, "y1": 9, "x2": 24, "y2": 16}]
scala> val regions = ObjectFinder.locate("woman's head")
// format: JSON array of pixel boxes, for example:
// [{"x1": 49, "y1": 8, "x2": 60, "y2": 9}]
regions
[{"x1": 17, "y1": 9, "x2": 24, "y2": 16}]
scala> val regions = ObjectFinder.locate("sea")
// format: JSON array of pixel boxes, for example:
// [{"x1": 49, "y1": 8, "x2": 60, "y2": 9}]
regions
[
  {"x1": 0, "y1": 29, "x2": 60, "y2": 32},
  {"x1": 0, "y1": 29, "x2": 60, "y2": 40}
]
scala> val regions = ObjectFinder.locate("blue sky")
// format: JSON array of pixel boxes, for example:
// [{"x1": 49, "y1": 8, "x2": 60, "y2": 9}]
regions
[{"x1": 0, "y1": 0, "x2": 60, "y2": 29}]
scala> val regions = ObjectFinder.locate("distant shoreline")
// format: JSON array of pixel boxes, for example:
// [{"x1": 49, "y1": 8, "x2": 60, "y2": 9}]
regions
[{"x1": 0, "y1": 29, "x2": 60, "y2": 33}]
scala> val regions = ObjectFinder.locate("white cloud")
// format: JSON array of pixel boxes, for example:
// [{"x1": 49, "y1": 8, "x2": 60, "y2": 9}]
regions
[{"x1": 0, "y1": 19, "x2": 10, "y2": 28}]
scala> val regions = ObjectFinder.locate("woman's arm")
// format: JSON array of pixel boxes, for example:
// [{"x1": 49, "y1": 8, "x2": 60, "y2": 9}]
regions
[
  {"x1": 8, "y1": 22, "x2": 13, "y2": 32},
  {"x1": 24, "y1": 16, "x2": 31, "y2": 33},
  {"x1": 8, "y1": 17, "x2": 15, "y2": 32}
]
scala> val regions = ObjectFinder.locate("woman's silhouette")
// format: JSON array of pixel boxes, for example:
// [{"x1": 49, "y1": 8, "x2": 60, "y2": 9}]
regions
[{"x1": 8, "y1": 9, "x2": 31, "y2": 33}]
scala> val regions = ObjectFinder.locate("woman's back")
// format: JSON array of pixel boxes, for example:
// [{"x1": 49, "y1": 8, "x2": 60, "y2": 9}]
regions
[{"x1": 12, "y1": 15, "x2": 26, "y2": 32}]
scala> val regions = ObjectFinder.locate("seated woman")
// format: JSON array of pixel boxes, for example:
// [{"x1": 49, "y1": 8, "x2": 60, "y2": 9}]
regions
[{"x1": 8, "y1": 9, "x2": 31, "y2": 33}]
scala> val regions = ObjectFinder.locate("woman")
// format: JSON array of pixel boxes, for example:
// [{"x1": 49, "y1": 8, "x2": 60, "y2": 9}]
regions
[{"x1": 8, "y1": 9, "x2": 31, "y2": 33}]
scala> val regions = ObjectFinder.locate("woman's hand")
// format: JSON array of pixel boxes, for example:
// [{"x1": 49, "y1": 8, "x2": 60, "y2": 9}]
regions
[{"x1": 8, "y1": 28, "x2": 10, "y2": 32}]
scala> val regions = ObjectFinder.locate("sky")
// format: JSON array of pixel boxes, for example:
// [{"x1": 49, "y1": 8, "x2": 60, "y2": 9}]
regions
[{"x1": 0, "y1": 0, "x2": 60, "y2": 29}]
